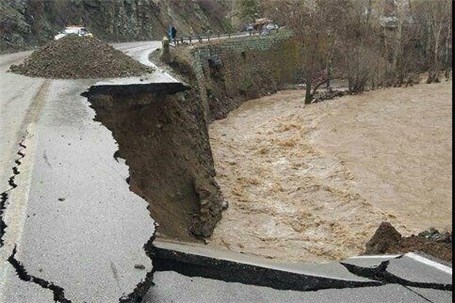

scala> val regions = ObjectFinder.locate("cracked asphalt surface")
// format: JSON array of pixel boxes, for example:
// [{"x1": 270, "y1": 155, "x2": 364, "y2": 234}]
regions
[
  {"x1": 147, "y1": 276, "x2": 451, "y2": 303},
  {"x1": 146, "y1": 240, "x2": 452, "y2": 302},
  {"x1": 0, "y1": 41, "x2": 452, "y2": 302},
  {"x1": 0, "y1": 41, "x2": 170, "y2": 303}
]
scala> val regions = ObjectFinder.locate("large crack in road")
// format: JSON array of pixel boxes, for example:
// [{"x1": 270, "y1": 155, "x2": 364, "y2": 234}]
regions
[
  {"x1": 150, "y1": 244, "x2": 382, "y2": 292},
  {"x1": 341, "y1": 259, "x2": 452, "y2": 292},
  {"x1": 0, "y1": 139, "x2": 27, "y2": 247},
  {"x1": 149, "y1": 241, "x2": 452, "y2": 296},
  {"x1": 79, "y1": 79, "x2": 453, "y2": 302},
  {"x1": 7, "y1": 246, "x2": 71, "y2": 303},
  {"x1": 119, "y1": 235, "x2": 157, "y2": 303},
  {"x1": 1, "y1": 80, "x2": 50, "y2": 248}
]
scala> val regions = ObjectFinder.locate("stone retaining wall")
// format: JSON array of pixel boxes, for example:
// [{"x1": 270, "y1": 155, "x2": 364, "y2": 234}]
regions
[{"x1": 186, "y1": 33, "x2": 302, "y2": 121}]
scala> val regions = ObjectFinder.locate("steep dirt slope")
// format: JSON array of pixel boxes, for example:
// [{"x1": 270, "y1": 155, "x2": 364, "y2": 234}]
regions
[{"x1": 86, "y1": 85, "x2": 225, "y2": 242}]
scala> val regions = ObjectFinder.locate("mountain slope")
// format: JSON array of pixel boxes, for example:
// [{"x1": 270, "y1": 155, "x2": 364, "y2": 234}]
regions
[{"x1": 0, "y1": 0, "x2": 230, "y2": 53}]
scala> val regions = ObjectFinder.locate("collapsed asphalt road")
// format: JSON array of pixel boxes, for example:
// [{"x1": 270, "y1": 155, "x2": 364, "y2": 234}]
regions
[
  {"x1": 0, "y1": 41, "x2": 173, "y2": 303},
  {"x1": 145, "y1": 240, "x2": 452, "y2": 302}
]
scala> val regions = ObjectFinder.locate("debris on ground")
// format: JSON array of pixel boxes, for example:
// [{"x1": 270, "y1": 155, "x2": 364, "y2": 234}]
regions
[
  {"x1": 9, "y1": 35, "x2": 153, "y2": 79},
  {"x1": 418, "y1": 227, "x2": 452, "y2": 243},
  {"x1": 364, "y1": 222, "x2": 452, "y2": 262},
  {"x1": 312, "y1": 89, "x2": 346, "y2": 103}
]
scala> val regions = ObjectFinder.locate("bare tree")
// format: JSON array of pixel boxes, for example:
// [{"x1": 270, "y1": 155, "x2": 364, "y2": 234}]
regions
[
  {"x1": 330, "y1": 0, "x2": 378, "y2": 92},
  {"x1": 412, "y1": 0, "x2": 452, "y2": 83},
  {"x1": 260, "y1": 0, "x2": 451, "y2": 96},
  {"x1": 280, "y1": 0, "x2": 330, "y2": 103}
]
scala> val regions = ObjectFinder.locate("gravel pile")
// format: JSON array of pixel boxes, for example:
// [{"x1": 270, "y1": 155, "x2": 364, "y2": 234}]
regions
[{"x1": 9, "y1": 35, "x2": 153, "y2": 79}]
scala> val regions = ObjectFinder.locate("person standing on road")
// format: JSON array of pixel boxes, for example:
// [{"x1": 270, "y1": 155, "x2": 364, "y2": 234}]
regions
[
  {"x1": 168, "y1": 25, "x2": 177, "y2": 45},
  {"x1": 247, "y1": 23, "x2": 254, "y2": 36}
]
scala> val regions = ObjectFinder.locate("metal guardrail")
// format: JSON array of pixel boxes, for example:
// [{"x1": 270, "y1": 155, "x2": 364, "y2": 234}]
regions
[{"x1": 169, "y1": 28, "x2": 282, "y2": 46}]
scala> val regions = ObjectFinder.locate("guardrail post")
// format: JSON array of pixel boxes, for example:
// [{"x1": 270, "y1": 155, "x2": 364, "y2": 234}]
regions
[
  {"x1": 198, "y1": 35, "x2": 202, "y2": 43},
  {"x1": 189, "y1": 36, "x2": 192, "y2": 44},
  {"x1": 180, "y1": 37, "x2": 183, "y2": 44},
  {"x1": 208, "y1": 34, "x2": 210, "y2": 42}
]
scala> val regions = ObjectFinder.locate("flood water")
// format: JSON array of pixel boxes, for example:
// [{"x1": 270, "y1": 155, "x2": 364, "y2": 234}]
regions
[{"x1": 208, "y1": 81, "x2": 452, "y2": 263}]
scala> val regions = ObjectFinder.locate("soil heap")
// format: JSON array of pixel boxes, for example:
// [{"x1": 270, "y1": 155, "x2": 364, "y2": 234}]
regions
[
  {"x1": 364, "y1": 222, "x2": 452, "y2": 262},
  {"x1": 9, "y1": 35, "x2": 153, "y2": 79}
]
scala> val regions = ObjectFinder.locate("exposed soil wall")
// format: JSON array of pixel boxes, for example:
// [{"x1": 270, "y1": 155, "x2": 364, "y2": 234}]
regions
[{"x1": 85, "y1": 84, "x2": 224, "y2": 241}]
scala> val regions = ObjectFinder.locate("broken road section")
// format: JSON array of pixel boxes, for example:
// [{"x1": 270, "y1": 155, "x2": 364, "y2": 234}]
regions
[
  {"x1": 1, "y1": 79, "x2": 156, "y2": 303},
  {"x1": 147, "y1": 240, "x2": 452, "y2": 302}
]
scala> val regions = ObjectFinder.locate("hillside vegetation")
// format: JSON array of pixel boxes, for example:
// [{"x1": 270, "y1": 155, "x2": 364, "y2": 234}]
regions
[{"x1": 0, "y1": 0, "x2": 231, "y2": 53}]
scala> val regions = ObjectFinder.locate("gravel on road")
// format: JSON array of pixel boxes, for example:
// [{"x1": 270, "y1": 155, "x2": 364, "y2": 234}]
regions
[{"x1": 9, "y1": 35, "x2": 153, "y2": 79}]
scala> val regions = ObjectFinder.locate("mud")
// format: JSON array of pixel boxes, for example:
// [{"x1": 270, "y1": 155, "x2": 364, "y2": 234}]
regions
[
  {"x1": 365, "y1": 222, "x2": 452, "y2": 262},
  {"x1": 86, "y1": 84, "x2": 224, "y2": 241},
  {"x1": 208, "y1": 81, "x2": 452, "y2": 263}
]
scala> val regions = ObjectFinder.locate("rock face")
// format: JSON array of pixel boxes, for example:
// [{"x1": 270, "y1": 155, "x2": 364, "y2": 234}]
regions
[{"x1": 0, "y1": 0, "x2": 229, "y2": 53}]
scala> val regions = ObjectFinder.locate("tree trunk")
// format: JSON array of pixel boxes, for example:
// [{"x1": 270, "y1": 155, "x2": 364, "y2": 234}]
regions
[
  {"x1": 444, "y1": 19, "x2": 452, "y2": 79},
  {"x1": 312, "y1": 79, "x2": 330, "y2": 96},
  {"x1": 305, "y1": 73, "x2": 312, "y2": 104},
  {"x1": 326, "y1": 60, "x2": 331, "y2": 90},
  {"x1": 305, "y1": 85, "x2": 312, "y2": 104}
]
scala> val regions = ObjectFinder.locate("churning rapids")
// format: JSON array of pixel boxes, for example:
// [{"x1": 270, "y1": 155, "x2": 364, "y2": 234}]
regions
[{"x1": 208, "y1": 81, "x2": 452, "y2": 263}]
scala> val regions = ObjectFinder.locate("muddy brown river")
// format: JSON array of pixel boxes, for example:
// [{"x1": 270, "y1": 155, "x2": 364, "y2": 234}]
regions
[{"x1": 208, "y1": 81, "x2": 452, "y2": 263}]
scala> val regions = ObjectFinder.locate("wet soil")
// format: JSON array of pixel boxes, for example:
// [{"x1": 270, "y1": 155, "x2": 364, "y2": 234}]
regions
[
  {"x1": 365, "y1": 222, "x2": 452, "y2": 262},
  {"x1": 208, "y1": 81, "x2": 452, "y2": 263},
  {"x1": 9, "y1": 35, "x2": 153, "y2": 79},
  {"x1": 87, "y1": 87, "x2": 224, "y2": 242}
]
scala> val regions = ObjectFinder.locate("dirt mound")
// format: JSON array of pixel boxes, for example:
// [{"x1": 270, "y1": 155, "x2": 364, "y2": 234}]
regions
[
  {"x1": 364, "y1": 222, "x2": 452, "y2": 262},
  {"x1": 9, "y1": 35, "x2": 153, "y2": 79},
  {"x1": 365, "y1": 222, "x2": 403, "y2": 254}
]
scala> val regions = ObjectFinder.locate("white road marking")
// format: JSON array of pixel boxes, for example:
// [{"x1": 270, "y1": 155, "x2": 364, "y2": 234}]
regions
[
  {"x1": 405, "y1": 252, "x2": 452, "y2": 275},
  {"x1": 347, "y1": 255, "x2": 402, "y2": 259}
]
